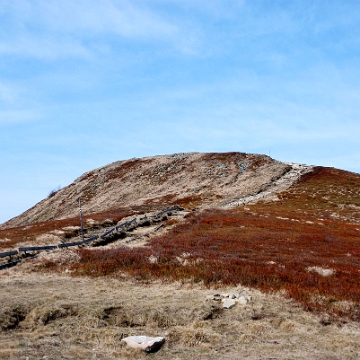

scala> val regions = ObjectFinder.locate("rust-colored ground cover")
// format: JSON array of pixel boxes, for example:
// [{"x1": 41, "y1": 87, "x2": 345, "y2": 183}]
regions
[
  {"x1": 48, "y1": 167, "x2": 360, "y2": 320},
  {"x1": 62, "y1": 208, "x2": 359, "y2": 320},
  {"x1": 3, "y1": 166, "x2": 360, "y2": 321},
  {"x1": 0, "y1": 209, "x2": 135, "y2": 250}
]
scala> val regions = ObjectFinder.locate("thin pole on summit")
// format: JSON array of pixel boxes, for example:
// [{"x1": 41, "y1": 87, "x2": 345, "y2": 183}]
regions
[{"x1": 79, "y1": 198, "x2": 84, "y2": 241}]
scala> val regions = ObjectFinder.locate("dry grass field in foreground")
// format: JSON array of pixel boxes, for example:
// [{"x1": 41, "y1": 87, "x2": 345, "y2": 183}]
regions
[{"x1": 1, "y1": 269, "x2": 360, "y2": 360}]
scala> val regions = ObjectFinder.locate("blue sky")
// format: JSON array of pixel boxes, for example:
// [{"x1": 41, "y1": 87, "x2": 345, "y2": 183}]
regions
[{"x1": 1, "y1": 0, "x2": 359, "y2": 224}]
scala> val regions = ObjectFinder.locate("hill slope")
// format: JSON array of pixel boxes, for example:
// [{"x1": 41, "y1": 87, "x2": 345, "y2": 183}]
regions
[
  {"x1": 1, "y1": 152, "x2": 360, "y2": 359},
  {"x1": 1, "y1": 152, "x2": 313, "y2": 229}
]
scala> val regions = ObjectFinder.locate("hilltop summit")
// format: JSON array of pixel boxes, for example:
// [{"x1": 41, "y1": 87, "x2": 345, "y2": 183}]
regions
[{"x1": 1, "y1": 152, "x2": 313, "y2": 229}]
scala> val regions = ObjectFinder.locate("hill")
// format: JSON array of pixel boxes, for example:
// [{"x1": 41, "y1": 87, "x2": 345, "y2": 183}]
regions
[
  {"x1": 1, "y1": 152, "x2": 360, "y2": 359},
  {"x1": 1, "y1": 152, "x2": 311, "y2": 229}
]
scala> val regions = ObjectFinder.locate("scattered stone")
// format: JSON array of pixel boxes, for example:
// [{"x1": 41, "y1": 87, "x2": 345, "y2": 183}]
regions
[
  {"x1": 207, "y1": 289, "x2": 252, "y2": 308},
  {"x1": 222, "y1": 298, "x2": 236, "y2": 309},
  {"x1": 86, "y1": 218, "x2": 99, "y2": 227},
  {"x1": 49, "y1": 230, "x2": 65, "y2": 237},
  {"x1": 307, "y1": 266, "x2": 335, "y2": 277},
  {"x1": 228, "y1": 293, "x2": 237, "y2": 299},
  {"x1": 122, "y1": 336, "x2": 165, "y2": 353},
  {"x1": 148, "y1": 255, "x2": 158, "y2": 264},
  {"x1": 235, "y1": 290, "x2": 247, "y2": 298},
  {"x1": 101, "y1": 219, "x2": 115, "y2": 226},
  {"x1": 206, "y1": 294, "x2": 222, "y2": 301},
  {"x1": 237, "y1": 296, "x2": 248, "y2": 306}
]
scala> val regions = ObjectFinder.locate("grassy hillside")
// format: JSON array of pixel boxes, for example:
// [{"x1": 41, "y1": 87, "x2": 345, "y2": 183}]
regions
[
  {"x1": 38, "y1": 167, "x2": 360, "y2": 321},
  {"x1": 1, "y1": 165, "x2": 360, "y2": 359}
]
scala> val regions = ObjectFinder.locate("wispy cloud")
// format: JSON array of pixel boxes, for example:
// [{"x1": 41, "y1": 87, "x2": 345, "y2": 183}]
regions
[
  {"x1": 0, "y1": 83, "x2": 19, "y2": 104},
  {"x1": 0, "y1": 0, "x2": 187, "y2": 60},
  {"x1": 0, "y1": 35, "x2": 91, "y2": 60},
  {"x1": 3, "y1": 0, "x2": 178, "y2": 37},
  {"x1": 0, "y1": 109, "x2": 40, "y2": 125}
]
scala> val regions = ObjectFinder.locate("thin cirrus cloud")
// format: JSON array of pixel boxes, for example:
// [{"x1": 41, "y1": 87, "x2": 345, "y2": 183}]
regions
[
  {"x1": 0, "y1": 35, "x2": 91, "y2": 60},
  {"x1": 1, "y1": 0, "x2": 180, "y2": 47},
  {"x1": 0, "y1": 83, "x2": 19, "y2": 104},
  {"x1": 0, "y1": 82, "x2": 40, "y2": 124},
  {"x1": 0, "y1": 110, "x2": 40, "y2": 125},
  {"x1": 0, "y1": 0, "x2": 210, "y2": 60},
  {"x1": 39, "y1": 0, "x2": 178, "y2": 38}
]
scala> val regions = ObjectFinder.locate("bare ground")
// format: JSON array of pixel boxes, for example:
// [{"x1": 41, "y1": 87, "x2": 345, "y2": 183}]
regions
[{"x1": 1, "y1": 263, "x2": 360, "y2": 360}]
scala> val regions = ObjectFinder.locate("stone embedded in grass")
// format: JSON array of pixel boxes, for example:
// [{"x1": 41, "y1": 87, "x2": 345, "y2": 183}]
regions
[
  {"x1": 122, "y1": 335, "x2": 165, "y2": 352},
  {"x1": 222, "y1": 298, "x2": 236, "y2": 309},
  {"x1": 207, "y1": 290, "x2": 252, "y2": 307},
  {"x1": 307, "y1": 266, "x2": 335, "y2": 276},
  {"x1": 236, "y1": 291, "x2": 252, "y2": 305},
  {"x1": 206, "y1": 294, "x2": 222, "y2": 301},
  {"x1": 237, "y1": 296, "x2": 248, "y2": 306}
]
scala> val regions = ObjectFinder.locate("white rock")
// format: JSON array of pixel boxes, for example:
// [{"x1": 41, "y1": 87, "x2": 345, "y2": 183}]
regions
[
  {"x1": 238, "y1": 290, "x2": 248, "y2": 297},
  {"x1": 222, "y1": 298, "x2": 236, "y2": 309},
  {"x1": 237, "y1": 296, "x2": 248, "y2": 305},
  {"x1": 122, "y1": 336, "x2": 165, "y2": 352},
  {"x1": 236, "y1": 290, "x2": 253, "y2": 300},
  {"x1": 307, "y1": 266, "x2": 335, "y2": 277}
]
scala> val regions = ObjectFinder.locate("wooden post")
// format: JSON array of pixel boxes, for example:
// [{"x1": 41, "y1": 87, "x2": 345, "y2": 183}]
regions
[{"x1": 79, "y1": 198, "x2": 84, "y2": 242}]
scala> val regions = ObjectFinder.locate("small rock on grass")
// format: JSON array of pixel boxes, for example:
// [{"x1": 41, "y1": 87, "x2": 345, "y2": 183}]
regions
[
  {"x1": 206, "y1": 294, "x2": 222, "y2": 301},
  {"x1": 207, "y1": 289, "x2": 252, "y2": 307},
  {"x1": 237, "y1": 296, "x2": 248, "y2": 306},
  {"x1": 222, "y1": 298, "x2": 236, "y2": 309},
  {"x1": 122, "y1": 336, "x2": 165, "y2": 353}
]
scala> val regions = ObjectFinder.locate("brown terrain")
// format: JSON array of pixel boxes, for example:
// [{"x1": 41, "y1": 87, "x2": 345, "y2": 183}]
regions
[
  {"x1": 0, "y1": 152, "x2": 309, "y2": 228},
  {"x1": 0, "y1": 152, "x2": 360, "y2": 359}
]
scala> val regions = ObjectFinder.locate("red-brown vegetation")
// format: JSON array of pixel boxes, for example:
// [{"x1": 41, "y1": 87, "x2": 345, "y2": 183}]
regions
[
  {"x1": 3, "y1": 165, "x2": 360, "y2": 321},
  {"x1": 57, "y1": 208, "x2": 359, "y2": 320},
  {"x1": 42, "y1": 167, "x2": 360, "y2": 321},
  {"x1": 0, "y1": 209, "x2": 135, "y2": 249},
  {"x1": 273, "y1": 166, "x2": 360, "y2": 222}
]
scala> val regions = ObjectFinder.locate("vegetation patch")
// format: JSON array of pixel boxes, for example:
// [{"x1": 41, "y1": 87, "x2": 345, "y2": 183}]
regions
[
  {"x1": 0, "y1": 304, "x2": 30, "y2": 331},
  {"x1": 40, "y1": 167, "x2": 360, "y2": 321}
]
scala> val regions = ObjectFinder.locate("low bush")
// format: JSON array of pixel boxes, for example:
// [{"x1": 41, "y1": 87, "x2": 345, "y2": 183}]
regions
[{"x1": 57, "y1": 167, "x2": 360, "y2": 321}]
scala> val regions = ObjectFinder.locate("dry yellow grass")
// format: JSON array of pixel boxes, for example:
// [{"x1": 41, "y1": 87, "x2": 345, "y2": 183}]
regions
[{"x1": 1, "y1": 262, "x2": 360, "y2": 359}]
